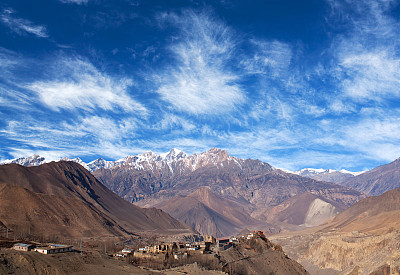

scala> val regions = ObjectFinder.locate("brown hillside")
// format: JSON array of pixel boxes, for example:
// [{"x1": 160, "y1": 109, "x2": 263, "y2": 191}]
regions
[
  {"x1": 0, "y1": 162, "x2": 193, "y2": 239},
  {"x1": 156, "y1": 188, "x2": 264, "y2": 237},
  {"x1": 271, "y1": 188, "x2": 400, "y2": 274},
  {"x1": 267, "y1": 192, "x2": 346, "y2": 226},
  {"x1": 324, "y1": 187, "x2": 400, "y2": 234}
]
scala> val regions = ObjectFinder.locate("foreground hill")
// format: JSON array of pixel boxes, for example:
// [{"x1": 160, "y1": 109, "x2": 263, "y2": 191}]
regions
[
  {"x1": 92, "y1": 148, "x2": 365, "y2": 236},
  {"x1": 218, "y1": 234, "x2": 309, "y2": 275},
  {"x1": 271, "y1": 188, "x2": 400, "y2": 274},
  {"x1": 0, "y1": 162, "x2": 193, "y2": 240},
  {"x1": 340, "y1": 157, "x2": 400, "y2": 196}
]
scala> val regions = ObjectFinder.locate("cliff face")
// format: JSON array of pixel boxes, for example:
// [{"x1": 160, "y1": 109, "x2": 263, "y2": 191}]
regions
[
  {"x1": 300, "y1": 231, "x2": 400, "y2": 273},
  {"x1": 271, "y1": 188, "x2": 400, "y2": 274}
]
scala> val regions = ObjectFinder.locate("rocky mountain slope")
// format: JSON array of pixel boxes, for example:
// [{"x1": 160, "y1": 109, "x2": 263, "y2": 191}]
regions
[
  {"x1": 155, "y1": 187, "x2": 265, "y2": 237},
  {"x1": 0, "y1": 162, "x2": 193, "y2": 240},
  {"x1": 272, "y1": 188, "x2": 400, "y2": 274},
  {"x1": 91, "y1": 148, "x2": 365, "y2": 236},
  {"x1": 218, "y1": 234, "x2": 309, "y2": 274},
  {"x1": 339, "y1": 157, "x2": 400, "y2": 196},
  {"x1": 265, "y1": 192, "x2": 346, "y2": 227},
  {"x1": 288, "y1": 168, "x2": 364, "y2": 184}
]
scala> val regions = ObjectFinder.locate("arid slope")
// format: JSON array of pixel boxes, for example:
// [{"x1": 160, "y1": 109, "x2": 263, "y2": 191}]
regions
[
  {"x1": 0, "y1": 162, "x2": 193, "y2": 239},
  {"x1": 271, "y1": 188, "x2": 400, "y2": 274}
]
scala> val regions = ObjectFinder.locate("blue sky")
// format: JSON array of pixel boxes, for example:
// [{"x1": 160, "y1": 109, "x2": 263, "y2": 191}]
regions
[{"x1": 1, "y1": 0, "x2": 400, "y2": 171}]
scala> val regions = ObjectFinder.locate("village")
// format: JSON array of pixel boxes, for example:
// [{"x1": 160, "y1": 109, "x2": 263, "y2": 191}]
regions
[
  {"x1": 3, "y1": 230, "x2": 269, "y2": 272},
  {"x1": 114, "y1": 231, "x2": 266, "y2": 263}
]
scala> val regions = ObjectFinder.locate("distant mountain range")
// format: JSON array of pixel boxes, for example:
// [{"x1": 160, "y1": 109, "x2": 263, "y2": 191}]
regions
[
  {"x1": 339, "y1": 157, "x2": 400, "y2": 196},
  {"x1": 0, "y1": 161, "x2": 193, "y2": 239},
  {"x1": 3, "y1": 149, "x2": 400, "y2": 273},
  {"x1": 286, "y1": 168, "x2": 364, "y2": 184}
]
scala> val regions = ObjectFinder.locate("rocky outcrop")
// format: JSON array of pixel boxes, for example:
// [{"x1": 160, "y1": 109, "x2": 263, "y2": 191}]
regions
[{"x1": 271, "y1": 188, "x2": 400, "y2": 274}]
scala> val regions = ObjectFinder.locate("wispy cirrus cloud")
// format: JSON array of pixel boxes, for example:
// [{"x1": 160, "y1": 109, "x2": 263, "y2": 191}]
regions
[
  {"x1": 241, "y1": 39, "x2": 292, "y2": 78},
  {"x1": 155, "y1": 10, "x2": 245, "y2": 115},
  {"x1": 64, "y1": 115, "x2": 137, "y2": 142},
  {"x1": 153, "y1": 114, "x2": 196, "y2": 132},
  {"x1": 338, "y1": 50, "x2": 400, "y2": 101},
  {"x1": 2, "y1": 114, "x2": 139, "y2": 161},
  {"x1": 329, "y1": 0, "x2": 400, "y2": 102},
  {"x1": 27, "y1": 57, "x2": 147, "y2": 114},
  {"x1": 1, "y1": 8, "x2": 48, "y2": 38},
  {"x1": 316, "y1": 114, "x2": 400, "y2": 163},
  {"x1": 59, "y1": 0, "x2": 89, "y2": 4}
]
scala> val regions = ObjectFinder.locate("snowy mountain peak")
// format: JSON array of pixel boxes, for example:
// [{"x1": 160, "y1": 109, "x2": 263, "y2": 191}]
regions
[
  {"x1": 286, "y1": 167, "x2": 365, "y2": 184},
  {"x1": 0, "y1": 154, "x2": 47, "y2": 167},
  {"x1": 87, "y1": 158, "x2": 115, "y2": 171},
  {"x1": 162, "y1": 148, "x2": 187, "y2": 162},
  {"x1": 60, "y1": 157, "x2": 89, "y2": 170}
]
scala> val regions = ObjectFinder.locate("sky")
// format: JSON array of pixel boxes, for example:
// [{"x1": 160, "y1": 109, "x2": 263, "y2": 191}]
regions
[{"x1": 1, "y1": 0, "x2": 400, "y2": 171}]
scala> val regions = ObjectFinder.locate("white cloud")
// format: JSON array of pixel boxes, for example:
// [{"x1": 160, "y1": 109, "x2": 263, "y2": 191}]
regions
[
  {"x1": 154, "y1": 114, "x2": 196, "y2": 132},
  {"x1": 59, "y1": 0, "x2": 89, "y2": 4},
  {"x1": 1, "y1": 8, "x2": 48, "y2": 38},
  {"x1": 27, "y1": 57, "x2": 147, "y2": 113},
  {"x1": 328, "y1": 99, "x2": 355, "y2": 114},
  {"x1": 339, "y1": 50, "x2": 400, "y2": 100},
  {"x1": 64, "y1": 116, "x2": 137, "y2": 141},
  {"x1": 2, "y1": 115, "x2": 140, "y2": 161},
  {"x1": 155, "y1": 10, "x2": 245, "y2": 115},
  {"x1": 328, "y1": 0, "x2": 400, "y2": 103},
  {"x1": 316, "y1": 115, "x2": 400, "y2": 162},
  {"x1": 241, "y1": 39, "x2": 292, "y2": 77}
]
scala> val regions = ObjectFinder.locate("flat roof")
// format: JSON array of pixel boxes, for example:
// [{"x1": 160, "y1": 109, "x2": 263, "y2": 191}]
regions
[{"x1": 14, "y1": 243, "x2": 34, "y2": 247}]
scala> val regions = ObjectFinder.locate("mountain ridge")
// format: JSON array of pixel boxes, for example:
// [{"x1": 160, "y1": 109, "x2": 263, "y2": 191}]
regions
[
  {"x1": 285, "y1": 168, "x2": 364, "y2": 184},
  {"x1": 0, "y1": 161, "x2": 193, "y2": 239},
  {"x1": 339, "y1": 157, "x2": 400, "y2": 196}
]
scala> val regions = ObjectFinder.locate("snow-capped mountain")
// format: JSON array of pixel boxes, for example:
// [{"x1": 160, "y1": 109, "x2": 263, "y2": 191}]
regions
[
  {"x1": 60, "y1": 157, "x2": 89, "y2": 170},
  {"x1": 87, "y1": 158, "x2": 116, "y2": 171},
  {"x1": 0, "y1": 154, "x2": 46, "y2": 167},
  {"x1": 0, "y1": 148, "x2": 254, "y2": 173},
  {"x1": 287, "y1": 168, "x2": 365, "y2": 183}
]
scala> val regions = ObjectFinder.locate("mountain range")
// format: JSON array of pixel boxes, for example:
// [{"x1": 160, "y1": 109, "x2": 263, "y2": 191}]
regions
[
  {"x1": 287, "y1": 168, "x2": 364, "y2": 184},
  {"x1": 1, "y1": 148, "x2": 368, "y2": 237},
  {"x1": 89, "y1": 148, "x2": 366, "y2": 236},
  {"x1": 4, "y1": 148, "x2": 400, "y2": 238},
  {"x1": 2, "y1": 148, "x2": 400, "y2": 274}
]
